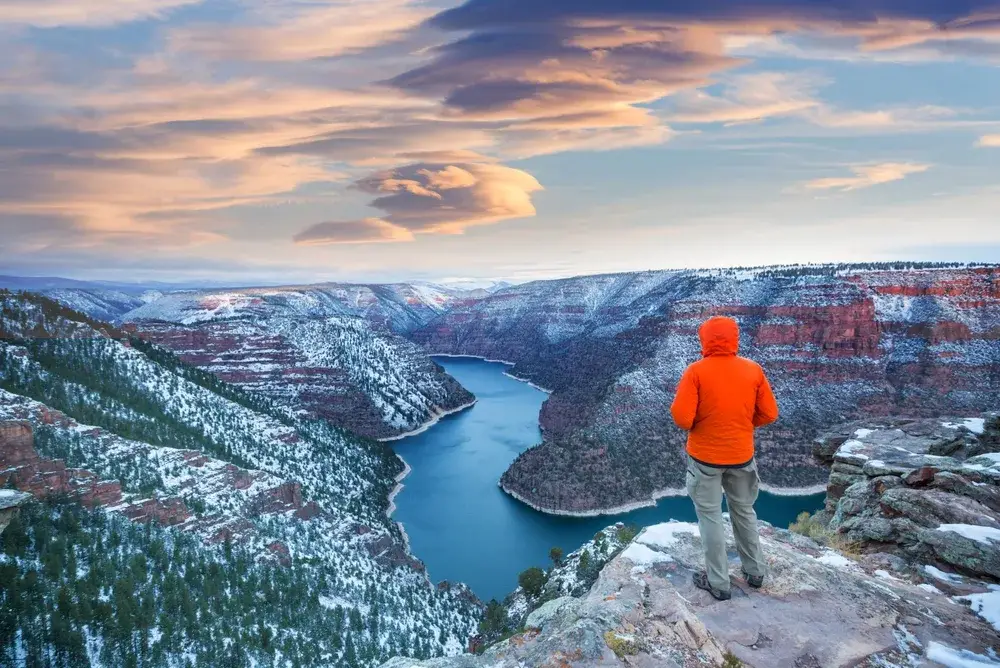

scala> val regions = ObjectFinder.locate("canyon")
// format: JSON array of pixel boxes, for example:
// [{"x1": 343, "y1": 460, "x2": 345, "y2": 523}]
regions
[
  {"x1": 412, "y1": 265, "x2": 1000, "y2": 514},
  {"x1": 33, "y1": 265, "x2": 1000, "y2": 515}
]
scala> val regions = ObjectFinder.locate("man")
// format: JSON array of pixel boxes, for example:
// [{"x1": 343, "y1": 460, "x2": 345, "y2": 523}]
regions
[{"x1": 670, "y1": 316, "x2": 779, "y2": 601}]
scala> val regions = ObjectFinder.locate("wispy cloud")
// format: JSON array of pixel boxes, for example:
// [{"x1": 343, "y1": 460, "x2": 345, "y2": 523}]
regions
[
  {"x1": 0, "y1": 0, "x2": 198, "y2": 27},
  {"x1": 804, "y1": 162, "x2": 931, "y2": 191},
  {"x1": 977, "y1": 134, "x2": 1000, "y2": 147},
  {"x1": 169, "y1": 0, "x2": 431, "y2": 61}
]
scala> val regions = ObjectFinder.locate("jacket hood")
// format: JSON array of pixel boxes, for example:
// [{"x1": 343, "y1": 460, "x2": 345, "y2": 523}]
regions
[{"x1": 699, "y1": 316, "x2": 740, "y2": 357}]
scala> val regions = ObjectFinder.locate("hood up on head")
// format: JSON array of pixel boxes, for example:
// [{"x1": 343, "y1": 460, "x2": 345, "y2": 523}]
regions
[{"x1": 699, "y1": 316, "x2": 740, "y2": 357}]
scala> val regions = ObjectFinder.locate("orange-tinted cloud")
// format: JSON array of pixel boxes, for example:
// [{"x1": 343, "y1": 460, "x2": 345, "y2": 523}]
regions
[
  {"x1": 804, "y1": 162, "x2": 931, "y2": 191},
  {"x1": 293, "y1": 218, "x2": 416, "y2": 245},
  {"x1": 294, "y1": 161, "x2": 543, "y2": 244},
  {"x1": 978, "y1": 134, "x2": 1000, "y2": 146}
]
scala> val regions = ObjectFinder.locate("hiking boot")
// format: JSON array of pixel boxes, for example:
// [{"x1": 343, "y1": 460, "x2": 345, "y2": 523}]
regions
[
  {"x1": 693, "y1": 571, "x2": 731, "y2": 601},
  {"x1": 742, "y1": 568, "x2": 764, "y2": 589}
]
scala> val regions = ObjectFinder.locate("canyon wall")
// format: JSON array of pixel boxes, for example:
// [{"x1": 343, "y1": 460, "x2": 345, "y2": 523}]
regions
[
  {"x1": 412, "y1": 266, "x2": 1000, "y2": 513},
  {"x1": 114, "y1": 286, "x2": 479, "y2": 439}
]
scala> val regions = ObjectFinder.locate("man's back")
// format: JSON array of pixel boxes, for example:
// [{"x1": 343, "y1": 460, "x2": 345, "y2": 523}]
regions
[{"x1": 671, "y1": 317, "x2": 778, "y2": 466}]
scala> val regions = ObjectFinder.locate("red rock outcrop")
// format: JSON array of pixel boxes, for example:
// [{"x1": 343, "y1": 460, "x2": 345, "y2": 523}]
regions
[
  {"x1": 0, "y1": 417, "x2": 326, "y2": 566},
  {"x1": 0, "y1": 420, "x2": 125, "y2": 507}
]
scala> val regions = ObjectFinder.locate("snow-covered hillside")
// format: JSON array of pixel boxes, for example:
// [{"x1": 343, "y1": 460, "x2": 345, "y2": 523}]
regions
[
  {"x1": 111, "y1": 286, "x2": 476, "y2": 439},
  {"x1": 0, "y1": 290, "x2": 481, "y2": 667}
]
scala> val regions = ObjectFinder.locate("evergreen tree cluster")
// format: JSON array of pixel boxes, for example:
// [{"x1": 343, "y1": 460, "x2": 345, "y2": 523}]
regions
[{"x1": 1, "y1": 500, "x2": 446, "y2": 668}]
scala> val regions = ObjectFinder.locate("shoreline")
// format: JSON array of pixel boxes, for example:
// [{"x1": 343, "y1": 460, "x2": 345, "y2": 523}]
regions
[
  {"x1": 501, "y1": 480, "x2": 828, "y2": 517},
  {"x1": 502, "y1": 371, "x2": 553, "y2": 394},
  {"x1": 387, "y1": 454, "x2": 412, "y2": 552},
  {"x1": 760, "y1": 482, "x2": 827, "y2": 497},
  {"x1": 378, "y1": 399, "x2": 478, "y2": 443},
  {"x1": 386, "y1": 455, "x2": 412, "y2": 519},
  {"x1": 431, "y1": 353, "x2": 554, "y2": 394},
  {"x1": 499, "y1": 481, "x2": 687, "y2": 518}
]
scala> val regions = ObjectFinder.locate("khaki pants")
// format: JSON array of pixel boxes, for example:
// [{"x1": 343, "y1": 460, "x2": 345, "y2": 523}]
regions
[{"x1": 686, "y1": 455, "x2": 767, "y2": 593}]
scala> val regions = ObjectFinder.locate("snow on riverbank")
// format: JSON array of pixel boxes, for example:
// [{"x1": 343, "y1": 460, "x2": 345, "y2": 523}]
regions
[
  {"x1": 502, "y1": 478, "x2": 825, "y2": 518},
  {"x1": 759, "y1": 482, "x2": 828, "y2": 497},
  {"x1": 379, "y1": 399, "x2": 477, "y2": 442},
  {"x1": 499, "y1": 481, "x2": 686, "y2": 518},
  {"x1": 386, "y1": 456, "x2": 412, "y2": 518}
]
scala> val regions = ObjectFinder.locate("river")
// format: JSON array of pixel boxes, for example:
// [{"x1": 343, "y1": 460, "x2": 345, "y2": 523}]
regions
[{"x1": 390, "y1": 356, "x2": 825, "y2": 602}]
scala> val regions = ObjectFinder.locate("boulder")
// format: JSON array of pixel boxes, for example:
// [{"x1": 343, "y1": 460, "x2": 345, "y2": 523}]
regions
[
  {"x1": 524, "y1": 597, "x2": 577, "y2": 631},
  {"x1": 819, "y1": 416, "x2": 1000, "y2": 582}
]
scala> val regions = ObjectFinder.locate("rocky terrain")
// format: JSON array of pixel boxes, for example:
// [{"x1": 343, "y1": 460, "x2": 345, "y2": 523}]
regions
[
  {"x1": 412, "y1": 264, "x2": 1000, "y2": 514},
  {"x1": 0, "y1": 290, "x2": 481, "y2": 666},
  {"x1": 813, "y1": 413, "x2": 1000, "y2": 583},
  {"x1": 383, "y1": 413, "x2": 1000, "y2": 668},
  {"x1": 41, "y1": 282, "x2": 488, "y2": 440}
]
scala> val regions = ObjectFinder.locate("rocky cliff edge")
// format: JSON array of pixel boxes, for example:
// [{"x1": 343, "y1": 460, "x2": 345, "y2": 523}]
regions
[{"x1": 385, "y1": 415, "x2": 1000, "y2": 668}]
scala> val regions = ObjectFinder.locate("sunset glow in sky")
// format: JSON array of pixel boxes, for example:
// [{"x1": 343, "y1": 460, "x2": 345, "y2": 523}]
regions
[{"x1": 2, "y1": 0, "x2": 1000, "y2": 284}]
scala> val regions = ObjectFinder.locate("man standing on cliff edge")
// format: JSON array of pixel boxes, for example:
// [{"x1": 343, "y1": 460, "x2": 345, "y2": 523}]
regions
[{"x1": 670, "y1": 316, "x2": 779, "y2": 601}]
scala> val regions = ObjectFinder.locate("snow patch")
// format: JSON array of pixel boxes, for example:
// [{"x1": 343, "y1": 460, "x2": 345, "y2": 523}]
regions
[
  {"x1": 814, "y1": 552, "x2": 860, "y2": 570},
  {"x1": 924, "y1": 565, "x2": 963, "y2": 584},
  {"x1": 620, "y1": 543, "x2": 674, "y2": 572},
  {"x1": 637, "y1": 523, "x2": 699, "y2": 551},
  {"x1": 941, "y1": 418, "x2": 986, "y2": 435},
  {"x1": 926, "y1": 642, "x2": 1000, "y2": 667},
  {"x1": 957, "y1": 588, "x2": 1000, "y2": 633},
  {"x1": 936, "y1": 524, "x2": 1000, "y2": 544}
]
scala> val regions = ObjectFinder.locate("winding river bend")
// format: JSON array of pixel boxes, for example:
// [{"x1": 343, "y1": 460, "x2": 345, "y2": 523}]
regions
[{"x1": 390, "y1": 357, "x2": 825, "y2": 602}]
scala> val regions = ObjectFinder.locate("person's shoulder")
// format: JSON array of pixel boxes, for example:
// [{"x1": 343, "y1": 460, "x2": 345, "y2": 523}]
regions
[
  {"x1": 683, "y1": 358, "x2": 707, "y2": 375},
  {"x1": 736, "y1": 356, "x2": 765, "y2": 373}
]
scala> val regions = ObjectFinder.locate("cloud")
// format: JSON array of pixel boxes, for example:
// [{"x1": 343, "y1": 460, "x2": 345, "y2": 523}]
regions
[
  {"x1": 356, "y1": 162, "x2": 543, "y2": 234},
  {"x1": 169, "y1": 0, "x2": 431, "y2": 61},
  {"x1": 293, "y1": 219, "x2": 416, "y2": 245},
  {"x1": 388, "y1": 0, "x2": 1000, "y2": 157},
  {"x1": 667, "y1": 70, "x2": 970, "y2": 135},
  {"x1": 0, "y1": 0, "x2": 198, "y2": 27},
  {"x1": 669, "y1": 72, "x2": 819, "y2": 124},
  {"x1": 256, "y1": 122, "x2": 496, "y2": 166},
  {"x1": 804, "y1": 162, "x2": 931, "y2": 191},
  {"x1": 294, "y1": 161, "x2": 544, "y2": 244},
  {"x1": 977, "y1": 134, "x2": 1000, "y2": 147}
]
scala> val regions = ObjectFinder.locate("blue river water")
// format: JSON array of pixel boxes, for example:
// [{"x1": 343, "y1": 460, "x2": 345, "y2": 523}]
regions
[{"x1": 390, "y1": 357, "x2": 825, "y2": 602}]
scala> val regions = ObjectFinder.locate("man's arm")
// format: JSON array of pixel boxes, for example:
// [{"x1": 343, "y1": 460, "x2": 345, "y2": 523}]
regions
[
  {"x1": 752, "y1": 370, "x2": 779, "y2": 428},
  {"x1": 671, "y1": 367, "x2": 699, "y2": 431}
]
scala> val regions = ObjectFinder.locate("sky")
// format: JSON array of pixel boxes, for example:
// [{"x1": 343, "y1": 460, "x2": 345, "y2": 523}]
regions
[{"x1": 1, "y1": 0, "x2": 1000, "y2": 285}]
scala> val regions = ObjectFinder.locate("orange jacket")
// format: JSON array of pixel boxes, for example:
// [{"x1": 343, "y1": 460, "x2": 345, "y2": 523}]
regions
[{"x1": 670, "y1": 316, "x2": 779, "y2": 466}]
